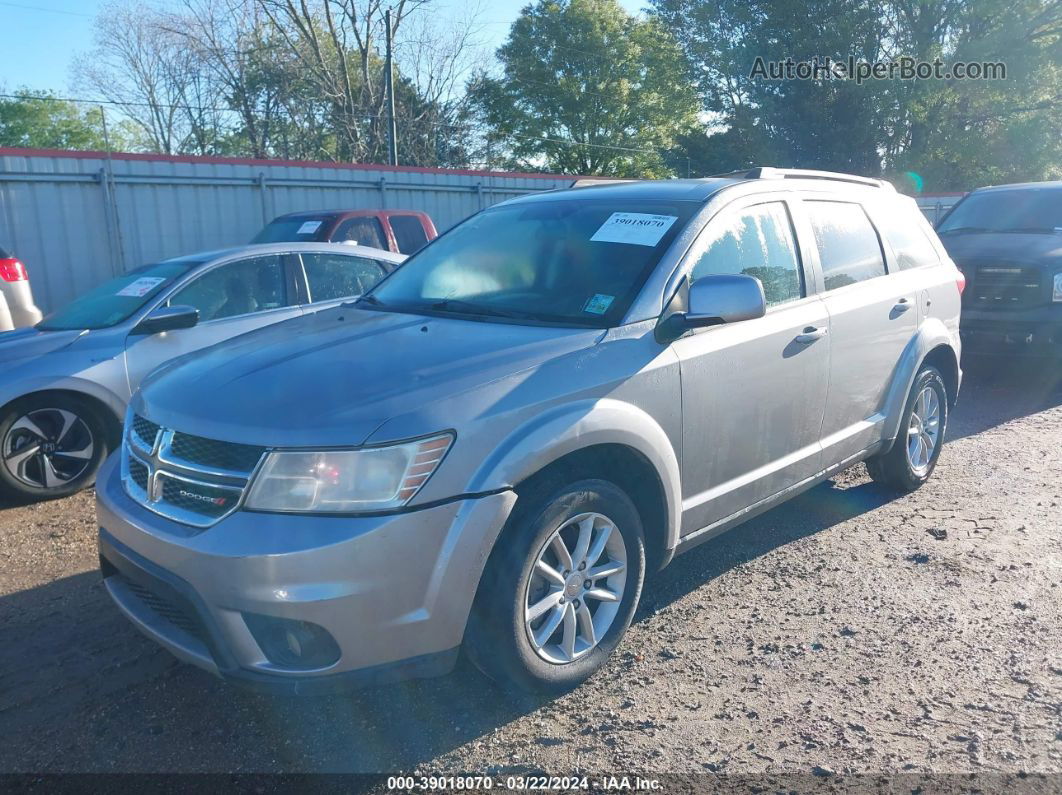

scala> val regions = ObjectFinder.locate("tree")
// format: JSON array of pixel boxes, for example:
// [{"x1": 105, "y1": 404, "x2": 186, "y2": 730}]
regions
[
  {"x1": 0, "y1": 90, "x2": 108, "y2": 150},
  {"x1": 470, "y1": 0, "x2": 699, "y2": 177}
]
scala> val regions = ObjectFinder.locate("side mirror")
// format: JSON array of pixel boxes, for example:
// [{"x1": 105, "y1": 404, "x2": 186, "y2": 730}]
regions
[
  {"x1": 657, "y1": 274, "x2": 766, "y2": 342},
  {"x1": 132, "y1": 304, "x2": 199, "y2": 335}
]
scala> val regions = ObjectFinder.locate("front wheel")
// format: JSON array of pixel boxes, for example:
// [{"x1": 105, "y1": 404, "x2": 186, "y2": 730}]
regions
[
  {"x1": 0, "y1": 395, "x2": 110, "y2": 503},
  {"x1": 465, "y1": 478, "x2": 645, "y2": 694},
  {"x1": 866, "y1": 365, "x2": 948, "y2": 492}
]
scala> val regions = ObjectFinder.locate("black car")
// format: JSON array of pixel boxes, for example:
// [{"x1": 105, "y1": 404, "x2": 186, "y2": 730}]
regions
[{"x1": 936, "y1": 181, "x2": 1062, "y2": 357}]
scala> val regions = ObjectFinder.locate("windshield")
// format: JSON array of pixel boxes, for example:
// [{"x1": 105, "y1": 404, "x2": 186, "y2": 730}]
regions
[
  {"x1": 938, "y1": 189, "x2": 1062, "y2": 235},
  {"x1": 366, "y1": 199, "x2": 696, "y2": 326},
  {"x1": 252, "y1": 215, "x2": 333, "y2": 243},
  {"x1": 37, "y1": 259, "x2": 203, "y2": 331}
]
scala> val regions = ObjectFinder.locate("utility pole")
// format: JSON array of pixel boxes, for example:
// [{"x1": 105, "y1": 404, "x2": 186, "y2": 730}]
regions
[{"x1": 384, "y1": 8, "x2": 398, "y2": 167}]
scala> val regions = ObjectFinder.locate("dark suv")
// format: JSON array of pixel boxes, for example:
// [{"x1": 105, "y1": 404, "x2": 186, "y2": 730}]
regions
[{"x1": 936, "y1": 181, "x2": 1062, "y2": 356}]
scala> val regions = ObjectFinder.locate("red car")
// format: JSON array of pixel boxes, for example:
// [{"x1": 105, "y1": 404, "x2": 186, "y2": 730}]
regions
[{"x1": 252, "y1": 209, "x2": 437, "y2": 255}]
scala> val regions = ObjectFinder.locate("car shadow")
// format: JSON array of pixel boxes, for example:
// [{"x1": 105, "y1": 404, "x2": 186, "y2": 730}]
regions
[{"x1": 946, "y1": 354, "x2": 1062, "y2": 442}]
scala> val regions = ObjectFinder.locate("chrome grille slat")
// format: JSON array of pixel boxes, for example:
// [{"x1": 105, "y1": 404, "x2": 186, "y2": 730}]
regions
[{"x1": 123, "y1": 414, "x2": 262, "y2": 529}]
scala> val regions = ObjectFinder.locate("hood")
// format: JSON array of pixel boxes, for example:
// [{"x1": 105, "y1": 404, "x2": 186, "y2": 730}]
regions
[
  {"x1": 136, "y1": 306, "x2": 602, "y2": 447},
  {"x1": 940, "y1": 232, "x2": 1062, "y2": 268},
  {"x1": 0, "y1": 327, "x2": 86, "y2": 363}
]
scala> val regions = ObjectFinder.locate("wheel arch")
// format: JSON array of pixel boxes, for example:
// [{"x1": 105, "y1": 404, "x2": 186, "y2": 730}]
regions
[
  {"x1": 466, "y1": 398, "x2": 683, "y2": 571},
  {"x1": 1, "y1": 383, "x2": 125, "y2": 450},
  {"x1": 880, "y1": 319, "x2": 960, "y2": 449}
]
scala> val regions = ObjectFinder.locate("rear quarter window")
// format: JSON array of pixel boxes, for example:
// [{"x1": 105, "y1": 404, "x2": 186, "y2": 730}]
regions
[
  {"x1": 390, "y1": 215, "x2": 429, "y2": 254},
  {"x1": 875, "y1": 203, "x2": 941, "y2": 270}
]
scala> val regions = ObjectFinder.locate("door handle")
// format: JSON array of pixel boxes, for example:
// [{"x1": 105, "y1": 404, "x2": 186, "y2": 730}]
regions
[
  {"x1": 892, "y1": 297, "x2": 912, "y2": 313},
  {"x1": 794, "y1": 326, "x2": 828, "y2": 344}
]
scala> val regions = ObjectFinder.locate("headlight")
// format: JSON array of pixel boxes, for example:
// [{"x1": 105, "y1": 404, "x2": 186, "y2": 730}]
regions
[
  {"x1": 245, "y1": 433, "x2": 453, "y2": 513},
  {"x1": 1053, "y1": 272, "x2": 1062, "y2": 302}
]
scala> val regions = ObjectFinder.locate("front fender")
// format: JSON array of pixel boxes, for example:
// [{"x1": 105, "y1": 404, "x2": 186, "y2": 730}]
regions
[
  {"x1": 0, "y1": 371, "x2": 127, "y2": 426},
  {"x1": 466, "y1": 397, "x2": 683, "y2": 557},
  {"x1": 880, "y1": 317, "x2": 959, "y2": 447}
]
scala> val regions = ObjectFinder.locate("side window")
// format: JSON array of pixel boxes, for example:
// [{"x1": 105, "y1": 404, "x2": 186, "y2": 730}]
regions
[
  {"x1": 390, "y1": 215, "x2": 429, "y2": 254},
  {"x1": 690, "y1": 202, "x2": 804, "y2": 307},
  {"x1": 301, "y1": 253, "x2": 387, "y2": 302},
  {"x1": 333, "y1": 217, "x2": 386, "y2": 250},
  {"x1": 170, "y1": 255, "x2": 287, "y2": 322},
  {"x1": 806, "y1": 201, "x2": 887, "y2": 289},
  {"x1": 875, "y1": 206, "x2": 941, "y2": 271}
]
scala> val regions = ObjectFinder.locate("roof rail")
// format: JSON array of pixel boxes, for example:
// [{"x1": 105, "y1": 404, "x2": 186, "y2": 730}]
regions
[
  {"x1": 569, "y1": 178, "x2": 639, "y2": 188},
  {"x1": 710, "y1": 167, "x2": 894, "y2": 191}
]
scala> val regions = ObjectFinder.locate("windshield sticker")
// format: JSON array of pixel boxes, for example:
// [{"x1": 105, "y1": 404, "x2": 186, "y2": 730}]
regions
[
  {"x1": 590, "y1": 213, "x2": 678, "y2": 247},
  {"x1": 297, "y1": 220, "x2": 322, "y2": 235},
  {"x1": 116, "y1": 277, "x2": 166, "y2": 297},
  {"x1": 583, "y1": 293, "x2": 615, "y2": 315}
]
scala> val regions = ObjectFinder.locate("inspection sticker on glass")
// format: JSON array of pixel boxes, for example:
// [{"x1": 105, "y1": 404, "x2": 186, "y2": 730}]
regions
[
  {"x1": 590, "y1": 212, "x2": 678, "y2": 247},
  {"x1": 297, "y1": 220, "x2": 322, "y2": 235},
  {"x1": 583, "y1": 293, "x2": 615, "y2": 315},
  {"x1": 116, "y1": 277, "x2": 166, "y2": 297}
]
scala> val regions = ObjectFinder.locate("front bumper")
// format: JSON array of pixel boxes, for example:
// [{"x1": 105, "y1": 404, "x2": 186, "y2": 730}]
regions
[
  {"x1": 961, "y1": 307, "x2": 1062, "y2": 357},
  {"x1": 95, "y1": 454, "x2": 516, "y2": 693}
]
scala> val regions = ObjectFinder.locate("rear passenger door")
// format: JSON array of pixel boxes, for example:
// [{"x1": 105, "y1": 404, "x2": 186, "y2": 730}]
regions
[
  {"x1": 298, "y1": 252, "x2": 390, "y2": 311},
  {"x1": 799, "y1": 197, "x2": 917, "y2": 463}
]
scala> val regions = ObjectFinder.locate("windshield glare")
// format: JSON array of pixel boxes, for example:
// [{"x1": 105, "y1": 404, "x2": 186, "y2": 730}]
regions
[
  {"x1": 37, "y1": 260, "x2": 201, "y2": 331},
  {"x1": 368, "y1": 199, "x2": 696, "y2": 326},
  {"x1": 938, "y1": 189, "x2": 1062, "y2": 234}
]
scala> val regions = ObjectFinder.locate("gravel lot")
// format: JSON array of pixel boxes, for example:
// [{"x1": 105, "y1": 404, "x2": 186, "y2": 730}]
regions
[{"x1": 1, "y1": 358, "x2": 1060, "y2": 779}]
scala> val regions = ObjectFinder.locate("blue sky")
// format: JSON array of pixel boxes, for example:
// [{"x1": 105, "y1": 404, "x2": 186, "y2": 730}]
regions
[{"x1": 0, "y1": 0, "x2": 643, "y2": 98}]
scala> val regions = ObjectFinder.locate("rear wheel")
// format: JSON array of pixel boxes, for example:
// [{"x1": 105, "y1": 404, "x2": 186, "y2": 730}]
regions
[
  {"x1": 866, "y1": 366, "x2": 948, "y2": 492},
  {"x1": 0, "y1": 395, "x2": 110, "y2": 503},
  {"x1": 465, "y1": 477, "x2": 645, "y2": 694}
]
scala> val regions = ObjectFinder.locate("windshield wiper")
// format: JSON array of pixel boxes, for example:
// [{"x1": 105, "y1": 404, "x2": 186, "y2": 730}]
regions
[
  {"x1": 423, "y1": 299, "x2": 533, "y2": 319},
  {"x1": 352, "y1": 294, "x2": 386, "y2": 308},
  {"x1": 937, "y1": 226, "x2": 990, "y2": 235}
]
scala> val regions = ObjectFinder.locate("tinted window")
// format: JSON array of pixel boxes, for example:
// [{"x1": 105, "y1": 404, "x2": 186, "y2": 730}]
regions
[
  {"x1": 370, "y1": 199, "x2": 697, "y2": 327},
  {"x1": 876, "y1": 207, "x2": 940, "y2": 270},
  {"x1": 807, "y1": 201, "x2": 886, "y2": 290},
  {"x1": 333, "y1": 216, "x2": 386, "y2": 250},
  {"x1": 301, "y1": 253, "x2": 387, "y2": 302},
  {"x1": 36, "y1": 258, "x2": 202, "y2": 331},
  {"x1": 690, "y1": 202, "x2": 804, "y2": 307},
  {"x1": 170, "y1": 255, "x2": 288, "y2": 322},
  {"x1": 252, "y1": 215, "x2": 332, "y2": 243},
  {"x1": 390, "y1": 215, "x2": 429, "y2": 253},
  {"x1": 937, "y1": 188, "x2": 1062, "y2": 235}
]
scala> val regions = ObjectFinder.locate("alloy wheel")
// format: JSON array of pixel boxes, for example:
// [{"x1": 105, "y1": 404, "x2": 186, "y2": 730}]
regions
[
  {"x1": 524, "y1": 511, "x2": 628, "y2": 664},
  {"x1": 906, "y1": 386, "x2": 941, "y2": 476},
  {"x1": 2, "y1": 408, "x2": 95, "y2": 489}
]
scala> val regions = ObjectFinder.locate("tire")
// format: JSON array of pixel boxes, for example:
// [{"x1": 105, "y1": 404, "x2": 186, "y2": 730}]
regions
[
  {"x1": 465, "y1": 477, "x2": 646, "y2": 695},
  {"x1": 0, "y1": 394, "x2": 111, "y2": 503},
  {"x1": 865, "y1": 365, "x2": 948, "y2": 492}
]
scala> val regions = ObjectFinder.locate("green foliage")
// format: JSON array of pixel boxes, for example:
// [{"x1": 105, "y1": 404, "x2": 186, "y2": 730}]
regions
[
  {"x1": 0, "y1": 90, "x2": 110, "y2": 150},
  {"x1": 470, "y1": 0, "x2": 699, "y2": 177},
  {"x1": 652, "y1": 0, "x2": 1062, "y2": 191}
]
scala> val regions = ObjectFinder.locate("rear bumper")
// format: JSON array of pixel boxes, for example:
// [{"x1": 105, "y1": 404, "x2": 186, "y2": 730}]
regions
[{"x1": 95, "y1": 453, "x2": 516, "y2": 694}]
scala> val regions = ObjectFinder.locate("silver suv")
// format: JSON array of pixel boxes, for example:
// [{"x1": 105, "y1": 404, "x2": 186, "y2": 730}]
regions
[{"x1": 97, "y1": 169, "x2": 963, "y2": 694}]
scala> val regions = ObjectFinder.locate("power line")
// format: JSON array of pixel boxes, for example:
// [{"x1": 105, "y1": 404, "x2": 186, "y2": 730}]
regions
[{"x1": 0, "y1": 0, "x2": 94, "y2": 18}]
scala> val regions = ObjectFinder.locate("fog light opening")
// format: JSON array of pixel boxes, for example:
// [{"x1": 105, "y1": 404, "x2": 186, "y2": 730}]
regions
[{"x1": 242, "y1": 613, "x2": 341, "y2": 670}]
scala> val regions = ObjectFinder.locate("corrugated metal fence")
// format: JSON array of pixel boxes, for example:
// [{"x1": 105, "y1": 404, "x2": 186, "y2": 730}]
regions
[
  {"x1": 0, "y1": 148, "x2": 575, "y2": 313},
  {"x1": 916, "y1": 193, "x2": 964, "y2": 225}
]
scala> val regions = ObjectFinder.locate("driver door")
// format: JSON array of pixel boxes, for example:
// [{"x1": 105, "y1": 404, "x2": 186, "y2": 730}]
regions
[
  {"x1": 672, "y1": 197, "x2": 830, "y2": 535},
  {"x1": 123, "y1": 254, "x2": 302, "y2": 395}
]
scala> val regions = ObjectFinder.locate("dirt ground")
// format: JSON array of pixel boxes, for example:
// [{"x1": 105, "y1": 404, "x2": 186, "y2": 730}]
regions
[{"x1": 1, "y1": 357, "x2": 1060, "y2": 780}]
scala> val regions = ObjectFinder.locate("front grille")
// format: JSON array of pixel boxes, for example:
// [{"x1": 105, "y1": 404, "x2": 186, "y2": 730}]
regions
[
  {"x1": 159, "y1": 475, "x2": 239, "y2": 519},
  {"x1": 132, "y1": 415, "x2": 160, "y2": 449},
  {"x1": 122, "y1": 417, "x2": 264, "y2": 528},
  {"x1": 118, "y1": 574, "x2": 207, "y2": 644},
  {"x1": 128, "y1": 456, "x2": 149, "y2": 491},
  {"x1": 169, "y1": 432, "x2": 265, "y2": 473},
  {"x1": 966, "y1": 265, "x2": 1043, "y2": 309}
]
